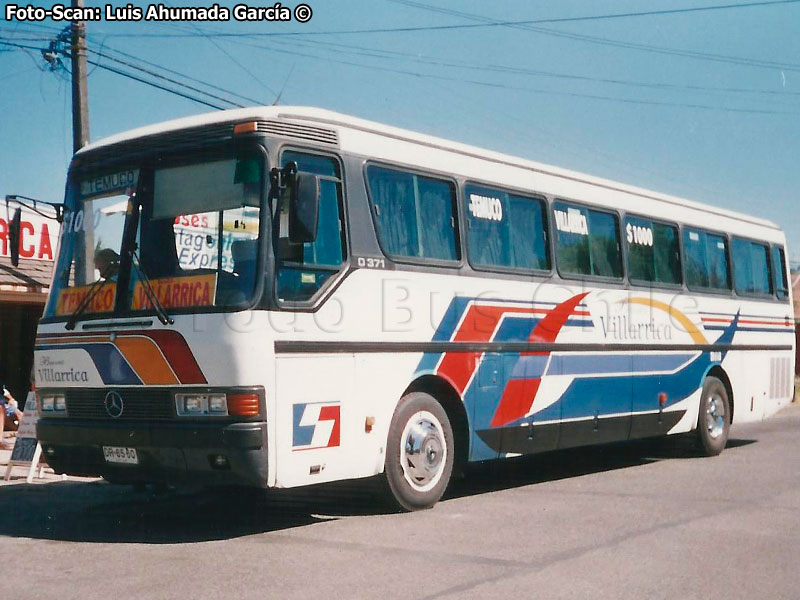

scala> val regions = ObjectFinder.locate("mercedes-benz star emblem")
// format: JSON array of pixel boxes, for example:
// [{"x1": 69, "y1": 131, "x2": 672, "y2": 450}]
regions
[{"x1": 104, "y1": 391, "x2": 124, "y2": 419}]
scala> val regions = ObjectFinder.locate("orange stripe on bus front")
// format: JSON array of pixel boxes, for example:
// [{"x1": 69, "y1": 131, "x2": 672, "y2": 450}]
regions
[{"x1": 114, "y1": 337, "x2": 179, "y2": 385}]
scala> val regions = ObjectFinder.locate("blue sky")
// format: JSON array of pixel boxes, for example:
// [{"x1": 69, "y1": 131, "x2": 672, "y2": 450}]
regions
[{"x1": 1, "y1": 0, "x2": 799, "y2": 261}]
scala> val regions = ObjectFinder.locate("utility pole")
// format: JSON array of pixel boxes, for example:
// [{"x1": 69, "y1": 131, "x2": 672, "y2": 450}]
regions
[{"x1": 70, "y1": 0, "x2": 90, "y2": 153}]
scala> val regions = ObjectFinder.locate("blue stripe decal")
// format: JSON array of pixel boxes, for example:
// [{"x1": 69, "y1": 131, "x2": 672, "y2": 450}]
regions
[
  {"x1": 35, "y1": 343, "x2": 141, "y2": 385},
  {"x1": 430, "y1": 297, "x2": 470, "y2": 342},
  {"x1": 493, "y1": 317, "x2": 540, "y2": 343},
  {"x1": 552, "y1": 353, "x2": 696, "y2": 376},
  {"x1": 509, "y1": 355, "x2": 549, "y2": 379},
  {"x1": 526, "y1": 314, "x2": 740, "y2": 424},
  {"x1": 292, "y1": 404, "x2": 315, "y2": 447}
]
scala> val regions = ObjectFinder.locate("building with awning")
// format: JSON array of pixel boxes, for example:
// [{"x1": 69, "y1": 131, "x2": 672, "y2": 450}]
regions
[{"x1": 0, "y1": 204, "x2": 59, "y2": 402}]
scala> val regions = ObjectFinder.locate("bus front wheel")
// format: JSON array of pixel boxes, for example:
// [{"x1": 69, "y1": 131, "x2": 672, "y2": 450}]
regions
[
  {"x1": 384, "y1": 392, "x2": 454, "y2": 511},
  {"x1": 696, "y1": 376, "x2": 730, "y2": 456}
]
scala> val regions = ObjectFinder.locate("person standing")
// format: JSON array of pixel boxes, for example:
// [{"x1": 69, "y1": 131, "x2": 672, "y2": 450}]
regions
[{"x1": 0, "y1": 379, "x2": 23, "y2": 450}]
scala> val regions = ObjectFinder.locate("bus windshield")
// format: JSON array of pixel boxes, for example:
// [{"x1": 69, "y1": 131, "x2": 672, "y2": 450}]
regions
[{"x1": 46, "y1": 153, "x2": 264, "y2": 319}]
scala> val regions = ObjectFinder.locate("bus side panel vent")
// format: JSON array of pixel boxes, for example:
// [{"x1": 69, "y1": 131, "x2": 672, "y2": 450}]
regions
[
  {"x1": 257, "y1": 120, "x2": 339, "y2": 146},
  {"x1": 769, "y1": 356, "x2": 792, "y2": 399}
]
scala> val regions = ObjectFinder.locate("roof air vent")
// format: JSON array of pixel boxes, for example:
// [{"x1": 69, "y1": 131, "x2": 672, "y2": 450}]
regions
[{"x1": 256, "y1": 120, "x2": 338, "y2": 146}]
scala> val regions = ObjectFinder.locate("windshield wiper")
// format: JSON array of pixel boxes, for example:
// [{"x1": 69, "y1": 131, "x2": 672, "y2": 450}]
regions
[
  {"x1": 64, "y1": 272, "x2": 115, "y2": 331},
  {"x1": 130, "y1": 248, "x2": 174, "y2": 326}
]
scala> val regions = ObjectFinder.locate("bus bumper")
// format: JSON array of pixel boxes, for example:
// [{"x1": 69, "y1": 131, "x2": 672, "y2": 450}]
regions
[{"x1": 36, "y1": 419, "x2": 269, "y2": 488}]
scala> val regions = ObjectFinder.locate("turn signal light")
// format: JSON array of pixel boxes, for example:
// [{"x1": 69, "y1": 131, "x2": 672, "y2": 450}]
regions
[
  {"x1": 227, "y1": 393, "x2": 260, "y2": 416},
  {"x1": 233, "y1": 121, "x2": 258, "y2": 135}
]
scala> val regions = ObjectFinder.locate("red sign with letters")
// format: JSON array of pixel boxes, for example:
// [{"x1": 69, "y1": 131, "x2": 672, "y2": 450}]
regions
[{"x1": 0, "y1": 207, "x2": 60, "y2": 261}]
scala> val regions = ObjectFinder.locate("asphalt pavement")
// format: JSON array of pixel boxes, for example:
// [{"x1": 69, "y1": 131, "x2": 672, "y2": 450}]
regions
[{"x1": 2, "y1": 404, "x2": 799, "y2": 600}]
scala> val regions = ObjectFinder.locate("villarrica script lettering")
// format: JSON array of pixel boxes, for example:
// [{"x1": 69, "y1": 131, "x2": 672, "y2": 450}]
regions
[
  {"x1": 599, "y1": 314, "x2": 673, "y2": 341},
  {"x1": 37, "y1": 367, "x2": 89, "y2": 384}
]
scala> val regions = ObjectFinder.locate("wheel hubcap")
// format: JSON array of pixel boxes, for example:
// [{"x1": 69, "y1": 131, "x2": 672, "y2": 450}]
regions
[
  {"x1": 706, "y1": 393, "x2": 726, "y2": 439},
  {"x1": 400, "y1": 412, "x2": 446, "y2": 491}
]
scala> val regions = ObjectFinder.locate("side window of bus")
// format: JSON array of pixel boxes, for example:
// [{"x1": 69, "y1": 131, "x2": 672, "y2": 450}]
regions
[
  {"x1": 464, "y1": 184, "x2": 549, "y2": 271},
  {"x1": 771, "y1": 245, "x2": 789, "y2": 300},
  {"x1": 366, "y1": 165, "x2": 459, "y2": 262},
  {"x1": 554, "y1": 202, "x2": 622, "y2": 279},
  {"x1": 625, "y1": 216, "x2": 681, "y2": 285},
  {"x1": 683, "y1": 229, "x2": 731, "y2": 292},
  {"x1": 277, "y1": 151, "x2": 345, "y2": 302},
  {"x1": 732, "y1": 238, "x2": 772, "y2": 296}
]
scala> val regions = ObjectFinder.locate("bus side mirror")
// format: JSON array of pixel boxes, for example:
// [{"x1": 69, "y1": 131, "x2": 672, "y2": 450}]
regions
[
  {"x1": 288, "y1": 173, "x2": 320, "y2": 244},
  {"x1": 8, "y1": 208, "x2": 21, "y2": 267}
]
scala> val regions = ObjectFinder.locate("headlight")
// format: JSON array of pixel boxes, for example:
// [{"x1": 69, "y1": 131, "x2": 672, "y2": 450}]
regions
[
  {"x1": 207, "y1": 394, "x2": 227, "y2": 414},
  {"x1": 178, "y1": 394, "x2": 204, "y2": 414},
  {"x1": 185, "y1": 396, "x2": 203, "y2": 413},
  {"x1": 175, "y1": 393, "x2": 228, "y2": 416},
  {"x1": 40, "y1": 394, "x2": 66, "y2": 413},
  {"x1": 41, "y1": 395, "x2": 55, "y2": 411}
]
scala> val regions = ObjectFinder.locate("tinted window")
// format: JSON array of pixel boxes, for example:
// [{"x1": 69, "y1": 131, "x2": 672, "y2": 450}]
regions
[
  {"x1": 683, "y1": 229, "x2": 730, "y2": 291},
  {"x1": 277, "y1": 152, "x2": 345, "y2": 302},
  {"x1": 283, "y1": 151, "x2": 339, "y2": 178},
  {"x1": 772, "y1": 245, "x2": 789, "y2": 300},
  {"x1": 732, "y1": 238, "x2": 772, "y2": 296},
  {"x1": 625, "y1": 217, "x2": 681, "y2": 285},
  {"x1": 366, "y1": 166, "x2": 459, "y2": 262},
  {"x1": 554, "y1": 202, "x2": 622, "y2": 278},
  {"x1": 465, "y1": 184, "x2": 549, "y2": 271}
]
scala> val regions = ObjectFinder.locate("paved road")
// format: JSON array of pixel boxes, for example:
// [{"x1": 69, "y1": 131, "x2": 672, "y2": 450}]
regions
[{"x1": 3, "y1": 405, "x2": 799, "y2": 600}]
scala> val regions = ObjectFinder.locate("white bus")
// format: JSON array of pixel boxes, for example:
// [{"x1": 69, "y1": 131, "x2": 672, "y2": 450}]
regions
[{"x1": 33, "y1": 107, "x2": 795, "y2": 510}]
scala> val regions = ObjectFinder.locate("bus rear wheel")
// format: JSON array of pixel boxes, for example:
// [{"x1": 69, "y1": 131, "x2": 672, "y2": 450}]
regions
[
  {"x1": 384, "y1": 392, "x2": 454, "y2": 511},
  {"x1": 696, "y1": 376, "x2": 730, "y2": 456}
]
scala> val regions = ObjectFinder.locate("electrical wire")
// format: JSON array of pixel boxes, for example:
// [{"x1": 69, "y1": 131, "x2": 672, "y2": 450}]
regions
[
  {"x1": 263, "y1": 32, "x2": 800, "y2": 98},
  {"x1": 160, "y1": 0, "x2": 278, "y2": 99},
  {"x1": 0, "y1": 38, "x2": 230, "y2": 110},
  {"x1": 95, "y1": 0, "x2": 800, "y2": 38},
  {"x1": 84, "y1": 57, "x2": 227, "y2": 110},
  {"x1": 0, "y1": 36, "x2": 263, "y2": 110},
  {"x1": 385, "y1": 0, "x2": 800, "y2": 73},
  {"x1": 93, "y1": 44, "x2": 264, "y2": 105},
  {"x1": 219, "y1": 37, "x2": 800, "y2": 115},
  {"x1": 86, "y1": 47, "x2": 245, "y2": 108}
]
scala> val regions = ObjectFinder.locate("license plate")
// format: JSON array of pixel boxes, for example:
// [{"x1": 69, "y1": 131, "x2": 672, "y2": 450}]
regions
[{"x1": 103, "y1": 446, "x2": 139, "y2": 465}]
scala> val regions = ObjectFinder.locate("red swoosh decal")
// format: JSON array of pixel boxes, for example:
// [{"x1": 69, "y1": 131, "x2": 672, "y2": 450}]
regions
[{"x1": 490, "y1": 292, "x2": 590, "y2": 427}]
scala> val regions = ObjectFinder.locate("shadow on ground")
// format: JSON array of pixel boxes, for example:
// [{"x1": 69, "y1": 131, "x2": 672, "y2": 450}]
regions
[{"x1": 0, "y1": 436, "x2": 755, "y2": 544}]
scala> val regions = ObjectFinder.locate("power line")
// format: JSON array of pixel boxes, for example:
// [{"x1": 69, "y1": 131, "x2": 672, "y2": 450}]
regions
[
  {"x1": 0, "y1": 37, "x2": 230, "y2": 110},
  {"x1": 181, "y1": 27, "x2": 278, "y2": 99},
  {"x1": 93, "y1": 0, "x2": 800, "y2": 38},
  {"x1": 222, "y1": 37, "x2": 800, "y2": 115},
  {"x1": 2, "y1": 29, "x2": 274, "y2": 109},
  {"x1": 170, "y1": 19, "x2": 800, "y2": 106},
  {"x1": 0, "y1": 25, "x2": 61, "y2": 37},
  {"x1": 84, "y1": 58, "x2": 227, "y2": 110},
  {"x1": 263, "y1": 32, "x2": 800, "y2": 99},
  {"x1": 160, "y1": 0, "x2": 279, "y2": 99},
  {"x1": 386, "y1": 0, "x2": 800, "y2": 74},
  {"x1": 4, "y1": 29, "x2": 797, "y2": 115},
  {"x1": 0, "y1": 39, "x2": 49, "y2": 52},
  {"x1": 95, "y1": 44, "x2": 264, "y2": 105},
  {"x1": 86, "y1": 46, "x2": 245, "y2": 108},
  {"x1": 2, "y1": 25, "x2": 268, "y2": 109}
]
